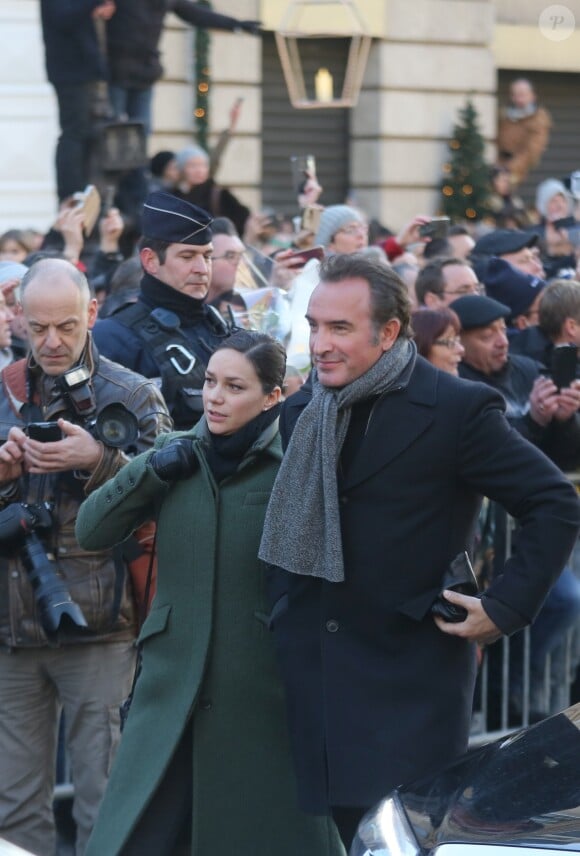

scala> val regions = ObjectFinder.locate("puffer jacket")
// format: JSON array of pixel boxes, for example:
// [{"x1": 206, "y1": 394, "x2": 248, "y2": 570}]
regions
[{"x1": 0, "y1": 338, "x2": 172, "y2": 648}]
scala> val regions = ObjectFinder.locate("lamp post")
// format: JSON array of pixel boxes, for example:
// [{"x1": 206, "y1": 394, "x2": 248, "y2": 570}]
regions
[{"x1": 275, "y1": 0, "x2": 371, "y2": 109}]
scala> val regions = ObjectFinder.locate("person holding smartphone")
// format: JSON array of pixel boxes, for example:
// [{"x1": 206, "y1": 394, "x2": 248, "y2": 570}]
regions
[
  {"x1": 0, "y1": 258, "x2": 171, "y2": 855},
  {"x1": 454, "y1": 293, "x2": 580, "y2": 723}
]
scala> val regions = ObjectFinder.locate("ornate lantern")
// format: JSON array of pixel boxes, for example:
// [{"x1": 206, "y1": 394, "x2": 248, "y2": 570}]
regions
[{"x1": 275, "y1": 0, "x2": 372, "y2": 109}]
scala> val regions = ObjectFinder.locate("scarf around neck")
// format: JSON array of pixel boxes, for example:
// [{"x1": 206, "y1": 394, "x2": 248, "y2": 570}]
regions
[
  {"x1": 505, "y1": 103, "x2": 537, "y2": 122},
  {"x1": 259, "y1": 338, "x2": 416, "y2": 583},
  {"x1": 204, "y1": 404, "x2": 280, "y2": 483}
]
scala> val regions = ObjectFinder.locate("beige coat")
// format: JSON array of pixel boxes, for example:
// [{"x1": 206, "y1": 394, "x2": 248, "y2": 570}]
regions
[{"x1": 498, "y1": 106, "x2": 552, "y2": 184}]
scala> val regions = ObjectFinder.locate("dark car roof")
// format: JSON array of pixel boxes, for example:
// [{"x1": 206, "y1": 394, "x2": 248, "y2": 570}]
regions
[{"x1": 398, "y1": 703, "x2": 580, "y2": 850}]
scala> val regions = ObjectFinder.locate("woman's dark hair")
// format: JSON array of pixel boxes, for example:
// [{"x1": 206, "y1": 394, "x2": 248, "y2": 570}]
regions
[
  {"x1": 411, "y1": 307, "x2": 460, "y2": 359},
  {"x1": 214, "y1": 331, "x2": 286, "y2": 392}
]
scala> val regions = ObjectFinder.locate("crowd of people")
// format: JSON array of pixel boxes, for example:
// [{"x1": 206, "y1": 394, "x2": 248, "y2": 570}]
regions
[{"x1": 3, "y1": 33, "x2": 580, "y2": 853}]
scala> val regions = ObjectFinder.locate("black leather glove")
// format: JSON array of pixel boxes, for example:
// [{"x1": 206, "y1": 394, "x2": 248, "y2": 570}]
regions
[
  {"x1": 148, "y1": 439, "x2": 199, "y2": 483},
  {"x1": 238, "y1": 19, "x2": 262, "y2": 35}
]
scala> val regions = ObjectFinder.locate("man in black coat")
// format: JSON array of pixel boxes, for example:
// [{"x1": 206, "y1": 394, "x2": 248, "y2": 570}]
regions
[{"x1": 259, "y1": 253, "x2": 580, "y2": 850}]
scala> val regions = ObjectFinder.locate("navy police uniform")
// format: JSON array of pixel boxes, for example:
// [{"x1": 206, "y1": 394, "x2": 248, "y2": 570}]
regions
[{"x1": 93, "y1": 193, "x2": 231, "y2": 429}]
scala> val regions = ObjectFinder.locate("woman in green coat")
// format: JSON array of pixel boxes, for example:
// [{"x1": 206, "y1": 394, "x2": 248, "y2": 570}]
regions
[{"x1": 75, "y1": 331, "x2": 344, "y2": 856}]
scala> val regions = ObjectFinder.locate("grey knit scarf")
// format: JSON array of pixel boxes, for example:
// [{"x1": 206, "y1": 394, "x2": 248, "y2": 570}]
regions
[{"x1": 259, "y1": 338, "x2": 416, "y2": 582}]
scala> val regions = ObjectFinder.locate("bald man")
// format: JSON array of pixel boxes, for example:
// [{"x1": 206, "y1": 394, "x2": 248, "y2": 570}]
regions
[{"x1": 0, "y1": 259, "x2": 171, "y2": 854}]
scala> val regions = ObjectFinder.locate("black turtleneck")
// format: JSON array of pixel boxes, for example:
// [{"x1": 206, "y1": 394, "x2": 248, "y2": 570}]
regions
[{"x1": 140, "y1": 272, "x2": 207, "y2": 327}]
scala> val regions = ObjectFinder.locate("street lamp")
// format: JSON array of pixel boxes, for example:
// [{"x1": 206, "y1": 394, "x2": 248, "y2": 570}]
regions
[{"x1": 275, "y1": 0, "x2": 371, "y2": 109}]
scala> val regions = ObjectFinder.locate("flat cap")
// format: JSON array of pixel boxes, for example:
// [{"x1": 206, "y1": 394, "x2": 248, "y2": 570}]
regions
[
  {"x1": 473, "y1": 229, "x2": 538, "y2": 257},
  {"x1": 142, "y1": 191, "x2": 213, "y2": 245},
  {"x1": 451, "y1": 294, "x2": 510, "y2": 331}
]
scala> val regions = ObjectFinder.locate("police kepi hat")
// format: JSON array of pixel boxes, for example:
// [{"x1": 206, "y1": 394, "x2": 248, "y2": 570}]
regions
[
  {"x1": 450, "y1": 294, "x2": 510, "y2": 331},
  {"x1": 142, "y1": 191, "x2": 213, "y2": 245}
]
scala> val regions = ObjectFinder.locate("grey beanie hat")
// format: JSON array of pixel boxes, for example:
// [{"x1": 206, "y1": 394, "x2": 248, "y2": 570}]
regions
[
  {"x1": 535, "y1": 178, "x2": 573, "y2": 219},
  {"x1": 175, "y1": 145, "x2": 210, "y2": 170},
  {"x1": 0, "y1": 260, "x2": 28, "y2": 285},
  {"x1": 314, "y1": 205, "x2": 365, "y2": 248}
]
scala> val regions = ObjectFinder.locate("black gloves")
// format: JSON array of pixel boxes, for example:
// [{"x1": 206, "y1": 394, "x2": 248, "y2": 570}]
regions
[
  {"x1": 148, "y1": 439, "x2": 199, "y2": 483},
  {"x1": 238, "y1": 19, "x2": 262, "y2": 35}
]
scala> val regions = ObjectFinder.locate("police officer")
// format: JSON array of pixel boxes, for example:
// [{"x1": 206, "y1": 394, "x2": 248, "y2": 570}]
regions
[{"x1": 93, "y1": 192, "x2": 232, "y2": 429}]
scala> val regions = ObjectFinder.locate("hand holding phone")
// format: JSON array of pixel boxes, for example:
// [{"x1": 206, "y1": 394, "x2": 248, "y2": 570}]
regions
[
  {"x1": 73, "y1": 185, "x2": 101, "y2": 236},
  {"x1": 552, "y1": 344, "x2": 578, "y2": 391},
  {"x1": 26, "y1": 422, "x2": 63, "y2": 443},
  {"x1": 285, "y1": 245, "x2": 325, "y2": 268},
  {"x1": 418, "y1": 217, "x2": 450, "y2": 241}
]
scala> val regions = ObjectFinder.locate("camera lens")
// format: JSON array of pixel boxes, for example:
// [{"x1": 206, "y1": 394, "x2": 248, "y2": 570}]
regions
[{"x1": 95, "y1": 404, "x2": 139, "y2": 449}]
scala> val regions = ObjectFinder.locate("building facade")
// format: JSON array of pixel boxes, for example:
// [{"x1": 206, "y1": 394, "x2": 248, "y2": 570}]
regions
[{"x1": 1, "y1": 0, "x2": 579, "y2": 234}]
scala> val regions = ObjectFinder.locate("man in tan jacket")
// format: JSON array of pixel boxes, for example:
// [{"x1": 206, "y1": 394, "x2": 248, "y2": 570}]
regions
[{"x1": 498, "y1": 78, "x2": 552, "y2": 186}]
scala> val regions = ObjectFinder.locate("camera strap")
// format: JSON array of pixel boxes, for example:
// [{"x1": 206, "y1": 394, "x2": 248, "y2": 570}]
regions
[{"x1": 1, "y1": 359, "x2": 41, "y2": 422}]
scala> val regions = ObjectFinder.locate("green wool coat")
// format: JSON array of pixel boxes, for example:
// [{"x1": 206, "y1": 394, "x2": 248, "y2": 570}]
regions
[{"x1": 76, "y1": 421, "x2": 344, "y2": 856}]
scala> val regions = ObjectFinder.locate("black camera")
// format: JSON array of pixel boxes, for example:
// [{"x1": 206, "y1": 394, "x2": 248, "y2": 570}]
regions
[
  {"x1": 59, "y1": 365, "x2": 139, "y2": 450},
  {"x1": 0, "y1": 502, "x2": 88, "y2": 637}
]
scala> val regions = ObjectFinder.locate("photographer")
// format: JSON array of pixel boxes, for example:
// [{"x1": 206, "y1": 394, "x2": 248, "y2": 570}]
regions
[{"x1": 0, "y1": 258, "x2": 171, "y2": 855}]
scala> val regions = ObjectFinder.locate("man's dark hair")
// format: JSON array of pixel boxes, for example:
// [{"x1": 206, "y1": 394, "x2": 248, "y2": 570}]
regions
[
  {"x1": 422, "y1": 237, "x2": 452, "y2": 260},
  {"x1": 318, "y1": 253, "x2": 411, "y2": 339},
  {"x1": 539, "y1": 279, "x2": 580, "y2": 339},
  {"x1": 138, "y1": 236, "x2": 171, "y2": 263},
  {"x1": 415, "y1": 257, "x2": 472, "y2": 305},
  {"x1": 214, "y1": 330, "x2": 286, "y2": 392},
  {"x1": 448, "y1": 224, "x2": 470, "y2": 237}
]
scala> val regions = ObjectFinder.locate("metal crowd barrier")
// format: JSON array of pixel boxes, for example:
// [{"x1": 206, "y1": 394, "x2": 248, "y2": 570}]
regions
[{"x1": 470, "y1": 477, "x2": 580, "y2": 746}]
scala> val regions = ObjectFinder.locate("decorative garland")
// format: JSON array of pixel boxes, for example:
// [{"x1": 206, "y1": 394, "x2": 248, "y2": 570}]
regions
[{"x1": 194, "y1": 1, "x2": 211, "y2": 150}]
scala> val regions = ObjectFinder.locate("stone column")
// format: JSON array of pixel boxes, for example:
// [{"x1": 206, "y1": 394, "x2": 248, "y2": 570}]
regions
[{"x1": 351, "y1": 0, "x2": 497, "y2": 230}]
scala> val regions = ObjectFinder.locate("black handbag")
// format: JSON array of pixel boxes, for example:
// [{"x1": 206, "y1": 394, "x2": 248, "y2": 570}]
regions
[{"x1": 430, "y1": 551, "x2": 479, "y2": 623}]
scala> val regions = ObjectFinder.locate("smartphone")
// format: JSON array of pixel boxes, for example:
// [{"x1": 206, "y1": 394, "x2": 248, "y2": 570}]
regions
[
  {"x1": 290, "y1": 154, "x2": 317, "y2": 195},
  {"x1": 27, "y1": 422, "x2": 63, "y2": 443},
  {"x1": 73, "y1": 184, "x2": 101, "y2": 236},
  {"x1": 285, "y1": 245, "x2": 325, "y2": 268},
  {"x1": 552, "y1": 344, "x2": 578, "y2": 391},
  {"x1": 418, "y1": 217, "x2": 450, "y2": 240}
]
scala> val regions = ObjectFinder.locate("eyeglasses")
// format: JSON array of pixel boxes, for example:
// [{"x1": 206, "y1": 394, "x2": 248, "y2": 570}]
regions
[
  {"x1": 434, "y1": 336, "x2": 463, "y2": 349},
  {"x1": 211, "y1": 251, "x2": 244, "y2": 263},
  {"x1": 334, "y1": 223, "x2": 368, "y2": 236}
]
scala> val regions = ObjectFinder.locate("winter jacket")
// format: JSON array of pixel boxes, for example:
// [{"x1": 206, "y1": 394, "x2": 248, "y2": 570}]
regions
[
  {"x1": 498, "y1": 106, "x2": 552, "y2": 184},
  {"x1": 40, "y1": 0, "x2": 107, "y2": 86},
  {"x1": 107, "y1": 0, "x2": 252, "y2": 89},
  {"x1": 76, "y1": 419, "x2": 344, "y2": 856},
  {"x1": 0, "y1": 339, "x2": 172, "y2": 648}
]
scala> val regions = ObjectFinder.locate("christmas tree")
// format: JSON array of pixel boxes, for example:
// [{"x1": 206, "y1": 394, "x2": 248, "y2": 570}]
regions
[{"x1": 440, "y1": 100, "x2": 490, "y2": 222}]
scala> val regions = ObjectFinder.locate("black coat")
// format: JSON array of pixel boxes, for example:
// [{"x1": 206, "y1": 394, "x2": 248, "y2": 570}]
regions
[
  {"x1": 107, "y1": 0, "x2": 251, "y2": 89},
  {"x1": 268, "y1": 357, "x2": 580, "y2": 813},
  {"x1": 40, "y1": 0, "x2": 107, "y2": 86}
]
